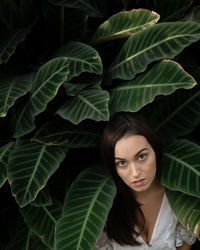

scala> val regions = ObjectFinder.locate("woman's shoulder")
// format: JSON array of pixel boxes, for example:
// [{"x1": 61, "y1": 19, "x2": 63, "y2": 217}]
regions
[{"x1": 93, "y1": 231, "x2": 114, "y2": 250}]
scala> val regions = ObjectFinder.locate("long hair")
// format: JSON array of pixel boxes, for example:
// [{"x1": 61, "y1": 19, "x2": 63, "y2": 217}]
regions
[{"x1": 101, "y1": 112, "x2": 163, "y2": 246}]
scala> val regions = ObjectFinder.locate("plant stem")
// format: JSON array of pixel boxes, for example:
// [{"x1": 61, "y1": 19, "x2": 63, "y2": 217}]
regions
[{"x1": 60, "y1": 6, "x2": 64, "y2": 47}]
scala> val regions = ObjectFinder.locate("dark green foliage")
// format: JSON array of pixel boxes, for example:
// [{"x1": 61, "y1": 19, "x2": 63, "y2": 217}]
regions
[{"x1": 0, "y1": 0, "x2": 200, "y2": 249}]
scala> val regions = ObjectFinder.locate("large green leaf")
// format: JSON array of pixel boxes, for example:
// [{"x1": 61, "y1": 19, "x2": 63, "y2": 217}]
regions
[
  {"x1": 107, "y1": 21, "x2": 200, "y2": 81},
  {"x1": 32, "y1": 121, "x2": 101, "y2": 147},
  {"x1": 0, "y1": 73, "x2": 33, "y2": 117},
  {"x1": 91, "y1": 9, "x2": 160, "y2": 45},
  {"x1": 0, "y1": 142, "x2": 14, "y2": 187},
  {"x1": 161, "y1": 139, "x2": 200, "y2": 198},
  {"x1": 54, "y1": 42, "x2": 103, "y2": 81},
  {"x1": 21, "y1": 201, "x2": 62, "y2": 248},
  {"x1": 55, "y1": 165, "x2": 116, "y2": 250},
  {"x1": 8, "y1": 139, "x2": 66, "y2": 207},
  {"x1": 165, "y1": 189, "x2": 200, "y2": 239},
  {"x1": 109, "y1": 60, "x2": 196, "y2": 114},
  {"x1": 12, "y1": 57, "x2": 70, "y2": 138},
  {"x1": 56, "y1": 86, "x2": 110, "y2": 124},
  {"x1": 49, "y1": 0, "x2": 107, "y2": 18},
  {"x1": 142, "y1": 85, "x2": 200, "y2": 140}
]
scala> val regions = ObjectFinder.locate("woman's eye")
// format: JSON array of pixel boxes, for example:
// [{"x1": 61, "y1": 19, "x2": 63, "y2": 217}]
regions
[
  {"x1": 117, "y1": 161, "x2": 126, "y2": 167},
  {"x1": 138, "y1": 154, "x2": 146, "y2": 160}
]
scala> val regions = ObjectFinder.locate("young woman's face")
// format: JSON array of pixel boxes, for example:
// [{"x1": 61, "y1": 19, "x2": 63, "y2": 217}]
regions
[{"x1": 114, "y1": 135, "x2": 157, "y2": 194}]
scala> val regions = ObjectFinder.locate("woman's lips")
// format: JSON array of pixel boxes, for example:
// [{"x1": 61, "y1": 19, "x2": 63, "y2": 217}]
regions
[{"x1": 132, "y1": 178, "x2": 146, "y2": 187}]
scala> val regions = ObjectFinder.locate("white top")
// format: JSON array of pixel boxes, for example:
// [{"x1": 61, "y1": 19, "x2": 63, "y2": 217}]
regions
[{"x1": 94, "y1": 194, "x2": 196, "y2": 250}]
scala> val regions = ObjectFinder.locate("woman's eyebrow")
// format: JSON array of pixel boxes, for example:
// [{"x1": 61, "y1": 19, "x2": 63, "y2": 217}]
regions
[
  {"x1": 115, "y1": 148, "x2": 148, "y2": 161},
  {"x1": 135, "y1": 148, "x2": 148, "y2": 157},
  {"x1": 115, "y1": 157, "x2": 125, "y2": 161}
]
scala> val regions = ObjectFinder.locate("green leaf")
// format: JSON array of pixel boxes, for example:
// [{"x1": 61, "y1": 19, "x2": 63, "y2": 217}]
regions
[
  {"x1": 161, "y1": 139, "x2": 200, "y2": 198},
  {"x1": 31, "y1": 190, "x2": 53, "y2": 207},
  {"x1": 0, "y1": 73, "x2": 33, "y2": 117},
  {"x1": 13, "y1": 57, "x2": 70, "y2": 138},
  {"x1": 32, "y1": 121, "x2": 101, "y2": 147},
  {"x1": 49, "y1": 0, "x2": 107, "y2": 18},
  {"x1": 63, "y1": 74, "x2": 102, "y2": 96},
  {"x1": 0, "y1": 27, "x2": 32, "y2": 65},
  {"x1": 64, "y1": 82, "x2": 87, "y2": 96},
  {"x1": 8, "y1": 139, "x2": 66, "y2": 207},
  {"x1": 56, "y1": 86, "x2": 110, "y2": 124},
  {"x1": 54, "y1": 42, "x2": 103, "y2": 81},
  {"x1": 91, "y1": 9, "x2": 160, "y2": 45},
  {"x1": 55, "y1": 165, "x2": 116, "y2": 250},
  {"x1": 21, "y1": 201, "x2": 62, "y2": 248},
  {"x1": 109, "y1": 60, "x2": 196, "y2": 114},
  {"x1": 107, "y1": 21, "x2": 200, "y2": 81},
  {"x1": 0, "y1": 142, "x2": 14, "y2": 188},
  {"x1": 143, "y1": 85, "x2": 200, "y2": 140},
  {"x1": 165, "y1": 189, "x2": 200, "y2": 239}
]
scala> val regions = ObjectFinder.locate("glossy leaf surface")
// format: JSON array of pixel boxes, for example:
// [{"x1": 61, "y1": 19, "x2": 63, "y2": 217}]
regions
[
  {"x1": 8, "y1": 139, "x2": 66, "y2": 207},
  {"x1": 21, "y1": 201, "x2": 62, "y2": 248},
  {"x1": 107, "y1": 21, "x2": 200, "y2": 80},
  {"x1": 165, "y1": 189, "x2": 200, "y2": 239},
  {"x1": 162, "y1": 139, "x2": 200, "y2": 198},
  {"x1": 54, "y1": 42, "x2": 103, "y2": 81},
  {"x1": 13, "y1": 57, "x2": 69, "y2": 137},
  {"x1": 0, "y1": 74, "x2": 33, "y2": 117},
  {"x1": 55, "y1": 166, "x2": 116, "y2": 250},
  {"x1": 109, "y1": 60, "x2": 196, "y2": 114},
  {"x1": 91, "y1": 9, "x2": 160, "y2": 45},
  {"x1": 56, "y1": 87, "x2": 110, "y2": 124}
]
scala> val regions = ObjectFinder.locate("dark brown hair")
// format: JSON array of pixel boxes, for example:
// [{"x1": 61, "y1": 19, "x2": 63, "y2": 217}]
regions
[{"x1": 101, "y1": 112, "x2": 163, "y2": 246}]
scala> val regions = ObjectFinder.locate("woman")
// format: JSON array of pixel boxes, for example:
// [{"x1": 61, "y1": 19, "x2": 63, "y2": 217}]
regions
[{"x1": 94, "y1": 112, "x2": 196, "y2": 250}]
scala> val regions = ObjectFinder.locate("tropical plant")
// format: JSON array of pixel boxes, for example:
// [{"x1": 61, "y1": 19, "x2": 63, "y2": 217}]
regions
[{"x1": 0, "y1": 0, "x2": 200, "y2": 249}]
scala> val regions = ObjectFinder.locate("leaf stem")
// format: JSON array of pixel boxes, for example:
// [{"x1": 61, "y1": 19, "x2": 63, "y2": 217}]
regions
[{"x1": 60, "y1": 6, "x2": 64, "y2": 47}]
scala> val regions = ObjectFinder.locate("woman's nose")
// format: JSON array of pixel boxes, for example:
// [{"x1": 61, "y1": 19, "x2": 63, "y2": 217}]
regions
[{"x1": 130, "y1": 163, "x2": 141, "y2": 177}]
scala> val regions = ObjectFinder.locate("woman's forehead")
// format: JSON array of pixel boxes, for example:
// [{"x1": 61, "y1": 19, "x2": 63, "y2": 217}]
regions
[{"x1": 114, "y1": 135, "x2": 152, "y2": 157}]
